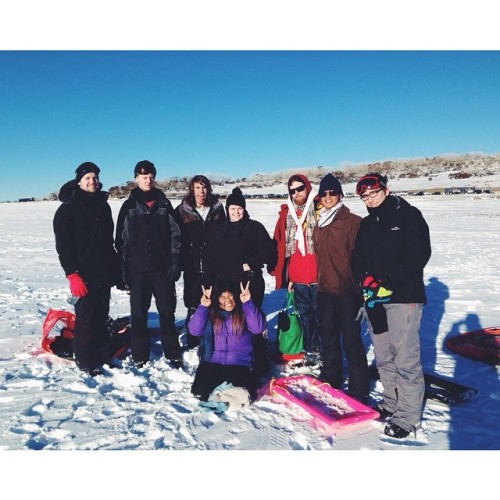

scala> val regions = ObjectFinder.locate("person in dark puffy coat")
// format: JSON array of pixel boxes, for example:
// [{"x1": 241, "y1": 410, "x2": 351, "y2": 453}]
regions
[
  {"x1": 174, "y1": 175, "x2": 226, "y2": 349},
  {"x1": 189, "y1": 280, "x2": 266, "y2": 401},
  {"x1": 115, "y1": 160, "x2": 182, "y2": 369},
  {"x1": 203, "y1": 187, "x2": 276, "y2": 309},
  {"x1": 351, "y1": 173, "x2": 431, "y2": 439},
  {"x1": 203, "y1": 187, "x2": 277, "y2": 376},
  {"x1": 53, "y1": 162, "x2": 119, "y2": 376}
]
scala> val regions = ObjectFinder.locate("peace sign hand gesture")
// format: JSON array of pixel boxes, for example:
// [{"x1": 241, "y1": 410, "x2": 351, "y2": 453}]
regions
[
  {"x1": 201, "y1": 285, "x2": 212, "y2": 307},
  {"x1": 240, "y1": 281, "x2": 251, "y2": 303}
]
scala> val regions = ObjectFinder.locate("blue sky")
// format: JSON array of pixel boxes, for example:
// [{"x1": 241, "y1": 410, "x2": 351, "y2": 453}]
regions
[{"x1": 1, "y1": 50, "x2": 500, "y2": 201}]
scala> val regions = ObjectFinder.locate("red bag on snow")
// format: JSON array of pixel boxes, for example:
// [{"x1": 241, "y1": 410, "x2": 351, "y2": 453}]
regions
[{"x1": 41, "y1": 308, "x2": 131, "y2": 361}]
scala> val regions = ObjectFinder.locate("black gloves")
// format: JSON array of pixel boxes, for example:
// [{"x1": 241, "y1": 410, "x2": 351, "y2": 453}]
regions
[{"x1": 167, "y1": 257, "x2": 181, "y2": 282}]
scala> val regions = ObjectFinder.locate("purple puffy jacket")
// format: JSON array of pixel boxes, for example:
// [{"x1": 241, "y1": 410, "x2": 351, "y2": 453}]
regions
[{"x1": 188, "y1": 300, "x2": 266, "y2": 368}]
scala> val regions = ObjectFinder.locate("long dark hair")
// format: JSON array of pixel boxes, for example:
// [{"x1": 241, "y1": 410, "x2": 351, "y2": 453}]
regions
[
  {"x1": 209, "y1": 280, "x2": 245, "y2": 337},
  {"x1": 185, "y1": 175, "x2": 217, "y2": 207}
]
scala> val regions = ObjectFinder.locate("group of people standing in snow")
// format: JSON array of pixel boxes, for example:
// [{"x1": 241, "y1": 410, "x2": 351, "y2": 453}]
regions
[{"x1": 53, "y1": 160, "x2": 431, "y2": 439}]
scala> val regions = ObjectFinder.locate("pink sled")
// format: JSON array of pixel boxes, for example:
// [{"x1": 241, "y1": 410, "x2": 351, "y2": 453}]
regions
[{"x1": 265, "y1": 374, "x2": 380, "y2": 432}]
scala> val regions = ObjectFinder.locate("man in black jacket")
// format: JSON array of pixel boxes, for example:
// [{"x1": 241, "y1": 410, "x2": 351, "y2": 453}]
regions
[
  {"x1": 53, "y1": 162, "x2": 118, "y2": 376},
  {"x1": 174, "y1": 175, "x2": 226, "y2": 349},
  {"x1": 115, "y1": 160, "x2": 182, "y2": 368},
  {"x1": 351, "y1": 173, "x2": 431, "y2": 439}
]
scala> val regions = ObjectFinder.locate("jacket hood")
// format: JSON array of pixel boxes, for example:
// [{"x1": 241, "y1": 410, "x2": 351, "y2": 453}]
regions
[
  {"x1": 367, "y1": 193, "x2": 406, "y2": 218},
  {"x1": 130, "y1": 186, "x2": 167, "y2": 204},
  {"x1": 58, "y1": 179, "x2": 104, "y2": 203},
  {"x1": 288, "y1": 174, "x2": 312, "y2": 195},
  {"x1": 181, "y1": 197, "x2": 223, "y2": 217}
]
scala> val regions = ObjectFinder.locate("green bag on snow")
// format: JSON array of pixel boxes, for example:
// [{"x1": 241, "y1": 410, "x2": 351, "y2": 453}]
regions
[{"x1": 278, "y1": 291, "x2": 304, "y2": 355}]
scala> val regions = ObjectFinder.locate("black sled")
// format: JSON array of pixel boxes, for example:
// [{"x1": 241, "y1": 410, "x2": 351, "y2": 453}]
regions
[{"x1": 369, "y1": 364, "x2": 478, "y2": 405}]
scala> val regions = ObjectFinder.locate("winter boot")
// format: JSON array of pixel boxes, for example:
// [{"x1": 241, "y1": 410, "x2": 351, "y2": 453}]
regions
[{"x1": 384, "y1": 422, "x2": 411, "y2": 439}]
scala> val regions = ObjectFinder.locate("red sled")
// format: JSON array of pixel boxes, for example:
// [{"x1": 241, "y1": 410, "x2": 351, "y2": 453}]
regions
[
  {"x1": 445, "y1": 326, "x2": 500, "y2": 365},
  {"x1": 41, "y1": 309, "x2": 76, "y2": 359},
  {"x1": 40, "y1": 308, "x2": 131, "y2": 361},
  {"x1": 264, "y1": 374, "x2": 379, "y2": 433}
]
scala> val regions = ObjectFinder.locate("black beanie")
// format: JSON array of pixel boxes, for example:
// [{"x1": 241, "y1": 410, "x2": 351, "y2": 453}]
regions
[
  {"x1": 134, "y1": 160, "x2": 157, "y2": 177},
  {"x1": 226, "y1": 187, "x2": 246, "y2": 209},
  {"x1": 319, "y1": 173, "x2": 344, "y2": 197},
  {"x1": 75, "y1": 162, "x2": 100, "y2": 182},
  {"x1": 212, "y1": 279, "x2": 240, "y2": 306}
]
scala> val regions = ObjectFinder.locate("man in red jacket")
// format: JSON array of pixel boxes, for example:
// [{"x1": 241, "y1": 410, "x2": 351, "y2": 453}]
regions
[{"x1": 270, "y1": 174, "x2": 321, "y2": 362}]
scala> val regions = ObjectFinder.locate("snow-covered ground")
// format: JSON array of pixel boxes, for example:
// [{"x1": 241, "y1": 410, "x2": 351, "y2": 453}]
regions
[{"x1": 1, "y1": 184, "x2": 499, "y2": 493}]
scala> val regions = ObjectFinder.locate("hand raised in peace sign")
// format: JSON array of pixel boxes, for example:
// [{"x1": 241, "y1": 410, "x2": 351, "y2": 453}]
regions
[
  {"x1": 240, "y1": 281, "x2": 251, "y2": 303},
  {"x1": 201, "y1": 285, "x2": 212, "y2": 307}
]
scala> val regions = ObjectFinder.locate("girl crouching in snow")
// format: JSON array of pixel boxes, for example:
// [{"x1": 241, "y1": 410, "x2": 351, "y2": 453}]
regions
[{"x1": 188, "y1": 280, "x2": 267, "y2": 404}]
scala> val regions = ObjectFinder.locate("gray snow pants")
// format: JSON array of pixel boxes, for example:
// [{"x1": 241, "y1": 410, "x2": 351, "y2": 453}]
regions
[{"x1": 367, "y1": 303, "x2": 425, "y2": 431}]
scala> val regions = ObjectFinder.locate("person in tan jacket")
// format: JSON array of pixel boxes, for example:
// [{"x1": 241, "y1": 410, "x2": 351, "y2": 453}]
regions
[{"x1": 313, "y1": 173, "x2": 369, "y2": 403}]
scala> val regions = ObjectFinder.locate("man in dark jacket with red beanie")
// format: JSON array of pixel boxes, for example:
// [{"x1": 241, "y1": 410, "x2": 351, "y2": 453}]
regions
[{"x1": 53, "y1": 162, "x2": 118, "y2": 376}]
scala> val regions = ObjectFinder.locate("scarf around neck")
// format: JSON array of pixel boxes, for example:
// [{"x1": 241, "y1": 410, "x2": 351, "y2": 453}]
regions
[
  {"x1": 285, "y1": 189, "x2": 317, "y2": 257},
  {"x1": 318, "y1": 201, "x2": 344, "y2": 228}
]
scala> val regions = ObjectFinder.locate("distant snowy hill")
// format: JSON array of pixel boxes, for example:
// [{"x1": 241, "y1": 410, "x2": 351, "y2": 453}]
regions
[
  {"x1": 37, "y1": 151, "x2": 500, "y2": 201},
  {"x1": 144, "y1": 151, "x2": 500, "y2": 198}
]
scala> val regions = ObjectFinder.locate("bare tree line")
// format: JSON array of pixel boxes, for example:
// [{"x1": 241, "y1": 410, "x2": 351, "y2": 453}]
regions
[{"x1": 44, "y1": 152, "x2": 499, "y2": 200}]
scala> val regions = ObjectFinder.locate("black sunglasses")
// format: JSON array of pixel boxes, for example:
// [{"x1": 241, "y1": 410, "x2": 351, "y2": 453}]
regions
[
  {"x1": 319, "y1": 190, "x2": 339, "y2": 197},
  {"x1": 289, "y1": 184, "x2": 306, "y2": 195}
]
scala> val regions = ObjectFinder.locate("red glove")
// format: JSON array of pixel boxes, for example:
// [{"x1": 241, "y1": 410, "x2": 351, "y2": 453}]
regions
[{"x1": 67, "y1": 273, "x2": 88, "y2": 298}]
